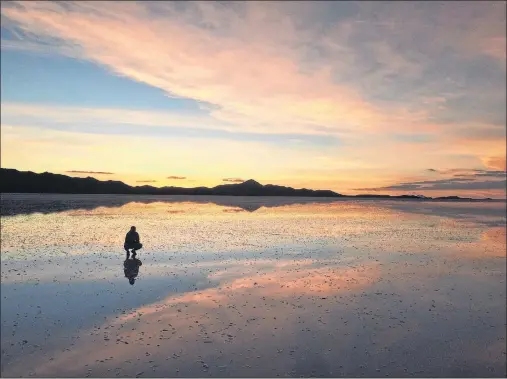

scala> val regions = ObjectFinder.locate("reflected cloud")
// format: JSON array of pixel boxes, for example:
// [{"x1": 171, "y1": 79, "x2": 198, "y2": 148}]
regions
[
  {"x1": 481, "y1": 227, "x2": 506, "y2": 244},
  {"x1": 115, "y1": 262, "x2": 380, "y2": 326},
  {"x1": 382, "y1": 200, "x2": 506, "y2": 227},
  {"x1": 1, "y1": 197, "x2": 505, "y2": 377},
  {"x1": 222, "y1": 208, "x2": 246, "y2": 213},
  {"x1": 167, "y1": 209, "x2": 185, "y2": 214},
  {"x1": 0, "y1": 193, "x2": 339, "y2": 216},
  {"x1": 11, "y1": 254, "x2": 505, "y2": 378},
  {"x1": 21, "y1": 262, "x2": 380, "y2": 377},
  {"x1": 3, "y1": 193, "x2": 505, "y2": 219},
  {"x1": 226, "y1": 264, "x2": 379, "y2": 296},
  {"x1": 2, "y1": 195, "x2": 505, "y2": 268},
  {"x1": 463, "y1": 227, "x2": 507, "y2": 258}
]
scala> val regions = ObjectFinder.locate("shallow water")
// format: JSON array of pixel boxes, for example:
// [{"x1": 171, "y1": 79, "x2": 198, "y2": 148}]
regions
[{"x1": 1, "y1": 194, "x2": 506, "y2": 377}]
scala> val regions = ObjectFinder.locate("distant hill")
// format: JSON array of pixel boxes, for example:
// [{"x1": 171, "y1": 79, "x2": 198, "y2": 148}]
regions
[
  {"x1": 0, "y1": 169, "x2": 343, "y2": 197},
  {"x1": 0, "y1": 168, "x2": 491, "y2": 201}
]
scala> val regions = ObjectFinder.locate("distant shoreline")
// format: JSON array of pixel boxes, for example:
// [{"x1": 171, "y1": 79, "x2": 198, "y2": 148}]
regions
[
  {"x1": 0, "y1": 168, "x2": 501, "y2": 201},
  {"x1": 1, "y1": 192, "x2": 504, "y2": 202}
]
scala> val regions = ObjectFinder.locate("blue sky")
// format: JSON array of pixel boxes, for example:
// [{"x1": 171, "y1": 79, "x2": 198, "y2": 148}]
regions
[
  {"x1": 1, "y1": 47, "x2": 208, "y2": 111},
  {"x1": 1, "y1": 1, "x2": 505, "y2": 197}
]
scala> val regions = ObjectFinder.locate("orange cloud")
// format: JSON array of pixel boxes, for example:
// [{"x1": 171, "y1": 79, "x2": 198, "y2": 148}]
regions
[
  {"x1": 483, "y1": 156, "x2": 506, "y2": 171},
  {"x1": 66, "y1": 170, "x2": 114, "y2": 175}
]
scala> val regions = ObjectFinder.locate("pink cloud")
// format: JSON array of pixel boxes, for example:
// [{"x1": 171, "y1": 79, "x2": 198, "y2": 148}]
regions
[
  {"x1": 0, "y1": 1, "x2": 436, "y2": 138},
  {"x1": 3, "y1": 2, "x2": 503, "y2": 140}
]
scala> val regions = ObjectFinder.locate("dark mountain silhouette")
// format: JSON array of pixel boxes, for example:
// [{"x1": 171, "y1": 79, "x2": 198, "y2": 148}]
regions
[
  {"x1": 433, "y1": 195, "x2": 473, "y2": 200},
  {"x1": 0, "y1": 168, "x2": 494, "y2": 201},
  {"x1": 0, "y1": 169, "x2": 344, "y2": 197}
]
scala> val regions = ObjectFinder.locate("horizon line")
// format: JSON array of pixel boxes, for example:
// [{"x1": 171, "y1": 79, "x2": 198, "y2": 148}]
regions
[{"x1": 1, "y1": 167, "x2": 504, "y2": 201}]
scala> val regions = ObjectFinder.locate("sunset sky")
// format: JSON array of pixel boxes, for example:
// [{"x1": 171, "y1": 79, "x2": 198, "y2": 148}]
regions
[{"x1": 1, "y1": 1, "x2": 505, "y2": 198}]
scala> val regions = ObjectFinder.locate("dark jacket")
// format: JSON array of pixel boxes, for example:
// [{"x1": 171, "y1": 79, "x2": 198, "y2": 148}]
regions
[{"x1": 125, "y1": 231, "x2": 140, "y2": 245}]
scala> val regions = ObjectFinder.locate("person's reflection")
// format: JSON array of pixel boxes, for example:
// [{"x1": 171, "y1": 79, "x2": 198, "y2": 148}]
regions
[{"x1": 124, "y1": 258, "x2": 142, "y2": 285}]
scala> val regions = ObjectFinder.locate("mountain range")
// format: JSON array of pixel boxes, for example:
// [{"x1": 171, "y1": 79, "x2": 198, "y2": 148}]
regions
[{"x1": 0, "y1": 168, "x2": 490, "y2": 201}]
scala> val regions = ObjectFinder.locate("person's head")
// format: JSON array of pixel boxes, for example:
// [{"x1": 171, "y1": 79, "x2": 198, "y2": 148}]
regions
[
  {"x1": 130, "y1": 226, "x2": 136, "y2": 232},
  {"x1": 129, "y1": 277, "x2": 135, "y2": 285}
]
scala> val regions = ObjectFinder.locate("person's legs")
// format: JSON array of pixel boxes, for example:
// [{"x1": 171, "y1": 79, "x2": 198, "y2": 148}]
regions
[
  {"x1": 124, "y1": 243, "x2": 131, "y2": 259},
  {"x1": 131, "y1": 243, "x2": 142, "y2": 258}
]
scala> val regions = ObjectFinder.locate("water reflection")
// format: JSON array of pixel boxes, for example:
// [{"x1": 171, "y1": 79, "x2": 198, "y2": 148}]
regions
[
  {"x1": 10, "y1": 255, "x2": 505, "y2": 378},
  {"x1": 124, "y1": 258, "x2": 142, "y2": 285},
  {"x1": 1, "y1": 195, "x2": 505, "y2": 377},
  {"x1": 1, "y1": 193, "x2": 334, "y2": 216},
  {"x1": 3, "y1": 193, "x2": 505, "y2": 221},
  {"x1": 3, "y1": 199, "x2": 504, "y2": 263}
]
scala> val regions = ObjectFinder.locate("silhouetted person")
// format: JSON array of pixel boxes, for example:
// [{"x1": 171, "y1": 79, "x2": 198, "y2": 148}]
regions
[
  {"x1": 124, "y1": 226, "x2": 142, "y2": 259},
  {"x1": 124, "y1": 258, "x2": 142, "y2": 285}
]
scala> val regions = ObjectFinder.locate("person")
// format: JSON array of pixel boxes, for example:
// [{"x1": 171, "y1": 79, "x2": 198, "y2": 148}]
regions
[{"x1": 124, "y1": 226, "x2": 142, "y2": 259}]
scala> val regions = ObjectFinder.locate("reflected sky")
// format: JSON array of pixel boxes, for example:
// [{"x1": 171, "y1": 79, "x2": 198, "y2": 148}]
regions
[{"x1": 1, "y1": 195, "x2": 505, "y2": 377}]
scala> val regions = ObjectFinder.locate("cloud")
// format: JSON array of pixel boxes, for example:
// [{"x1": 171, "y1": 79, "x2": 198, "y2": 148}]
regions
[
  {"x1": 483, "y1": 157, "x2": 506, "y2": 171},
  {"x1": 66, "y1": 170, "x2": 114, "y2": 175},
  {"x1": 0, "y1": 1, "x2": 505, "y2": 195},
  {"x1": 135, "y1": 180, "x2": 157, "y2": 183},
  {"x1": 356, "y1": 174, "x2": 506, "y2": 192},
  {"x1": 428, "y1": 168, "x2": 507, "y2": 178},
  {"x1": 455, "y1": 170, "x2": 506, "y2": 179},
  {"x1": 3, "y1": 0, "x2": 503, "y2": 140},
  {"x1": 1, "y1": 102, "x2": 245, "y2": 134},
  {"x1": 352, "y1": 1, "x2": 506, "y2": 62},
  {"x1": 167, "y1": 176, "x2": 186, "y2": 180},
  {"x1": 222, "y1": 178, "x2": 244, "y2": 183}
]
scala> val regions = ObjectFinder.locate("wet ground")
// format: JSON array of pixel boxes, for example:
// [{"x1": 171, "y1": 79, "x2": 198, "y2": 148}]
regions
[{"x1": 1, "y1": 194, "x2": 506, "y2": 377}]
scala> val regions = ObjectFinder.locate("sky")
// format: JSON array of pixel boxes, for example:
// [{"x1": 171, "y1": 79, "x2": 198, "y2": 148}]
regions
[{"x1": 1, "y1": 1, "x2": 506, "y2": 198}]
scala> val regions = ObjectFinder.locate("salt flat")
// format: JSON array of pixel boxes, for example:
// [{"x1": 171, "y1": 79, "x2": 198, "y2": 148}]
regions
[{"x1": 1, "y1": 194, "x2": 505, "y2": 377}]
